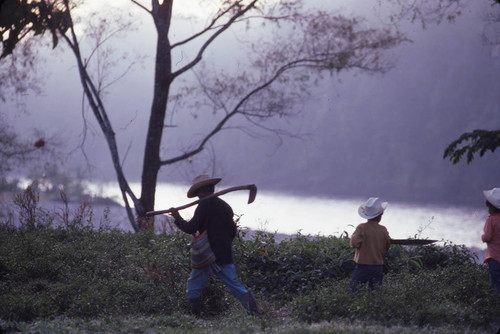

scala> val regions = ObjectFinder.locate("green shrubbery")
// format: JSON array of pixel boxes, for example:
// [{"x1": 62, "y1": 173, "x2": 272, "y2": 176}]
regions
[
  {"x1": 0, "y1": 190, "x2": 499, "y2": 332},
  {"x1": 0, "y1": 226, "x2": 191, "y2": 321},
  {"x1": 291, "y1": 264, "x2": 498, "y2": 328},
  {"x1": 235, "y1": 231, "x2": 354, "y2": 301}
]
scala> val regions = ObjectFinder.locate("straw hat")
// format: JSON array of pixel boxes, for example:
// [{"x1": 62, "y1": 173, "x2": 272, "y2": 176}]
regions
[
  {"x1": 187, "y1": 174, "x2": 221, "y2": 198},
  {"x1": 358, "y1": 197, "x2": 388, "y2": 219},
  {"x1": 483, "y1": 187, "x2": 500, "y2": 210}
]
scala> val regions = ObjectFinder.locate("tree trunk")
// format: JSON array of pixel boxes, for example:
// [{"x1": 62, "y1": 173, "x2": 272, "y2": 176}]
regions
[{"x1": 138, "y1": 0, "x2": 173, "y2": 230}]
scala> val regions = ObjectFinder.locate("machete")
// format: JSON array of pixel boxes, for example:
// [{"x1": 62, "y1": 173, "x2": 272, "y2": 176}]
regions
[
  {"x1": 145, "y1": 184, "x2": 257, "y2": 216},
  {"x1": 390, "y1": 239, "x2": 439, "y2": 245}
]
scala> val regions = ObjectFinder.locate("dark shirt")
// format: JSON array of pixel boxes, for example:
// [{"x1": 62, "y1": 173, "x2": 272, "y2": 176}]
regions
[{"x1": 174, "y1": 197, "x2": 237, "y2": 265}]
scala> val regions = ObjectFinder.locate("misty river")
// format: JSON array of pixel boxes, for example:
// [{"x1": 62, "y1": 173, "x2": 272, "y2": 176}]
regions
[{"x1": 89, "y1": 182, "x2": 488, "y2": 252}]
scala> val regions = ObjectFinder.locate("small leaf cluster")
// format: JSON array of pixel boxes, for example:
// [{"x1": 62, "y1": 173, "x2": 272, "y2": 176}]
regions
[
  {"x1": 443, "y1": 129, "x2": 500, "y2": 164},
  {"x1": 0, "y1": 0, "x2": 70, "y2": 60}
]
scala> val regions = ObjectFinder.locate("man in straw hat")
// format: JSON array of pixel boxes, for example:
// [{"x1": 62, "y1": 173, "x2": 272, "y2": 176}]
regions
[
  {"x1": 482, "y1": 187, "x2": 500, "y2": 292},
  {"x1": 168, "y1": 175, "x2": 258, "y2": 316},
  {"x1": 349, "y1": 197, "x2": 391, "y2": 291}
]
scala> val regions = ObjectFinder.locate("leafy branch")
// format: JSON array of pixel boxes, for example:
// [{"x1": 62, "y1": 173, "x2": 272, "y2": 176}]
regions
[{"x1": 443, "y1": 129, "x2": 500, "y2": 164}]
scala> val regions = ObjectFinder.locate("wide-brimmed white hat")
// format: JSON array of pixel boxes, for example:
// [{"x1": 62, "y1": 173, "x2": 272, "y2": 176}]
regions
[
  {"x1": 483, "y1": 187, "x2": 500, "y2": 210},
  {"x1": 187, "y1": 174, "x2": 221, "y2": 198},
  {"x1": 358, "y1": 197, "x2": 388, "y2": 219}
]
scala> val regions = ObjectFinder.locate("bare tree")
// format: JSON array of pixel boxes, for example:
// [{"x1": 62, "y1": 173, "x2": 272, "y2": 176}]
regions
[{"x1": 1, "y1": 0, "x2": 464, "y2": 231}]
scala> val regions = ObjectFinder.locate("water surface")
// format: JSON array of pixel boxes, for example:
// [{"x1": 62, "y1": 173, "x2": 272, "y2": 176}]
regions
[{"x1": 91, "y1": 182, "x2": 488, "y2": 250}]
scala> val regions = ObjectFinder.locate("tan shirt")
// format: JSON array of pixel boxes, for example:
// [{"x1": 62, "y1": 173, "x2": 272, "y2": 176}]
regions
[{"x1": 350, "y1": 221, "x2": 391, "y2": 265}]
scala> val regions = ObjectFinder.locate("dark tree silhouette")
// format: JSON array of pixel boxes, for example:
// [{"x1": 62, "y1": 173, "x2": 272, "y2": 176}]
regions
[
  {"x1": 444, "y1": 130, "x2": 500, "y2": 164},
  {"x1": 443, "y1": 0, "x2": 500, "y2": 165}
]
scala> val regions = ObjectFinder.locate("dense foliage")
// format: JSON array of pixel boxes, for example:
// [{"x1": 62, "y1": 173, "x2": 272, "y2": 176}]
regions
[
  {"x1": 0, "y1": 195, "x2": 499, "y2": 332},
  {"x1": 0, "y1": 226, "x2": 190, "y2": 320},
  {"x1": 292, "y1": 265, "x2": 498, "y2": 328},
  {"x1": 443, "y1": 129, "x2": 500, "y2": 164}
]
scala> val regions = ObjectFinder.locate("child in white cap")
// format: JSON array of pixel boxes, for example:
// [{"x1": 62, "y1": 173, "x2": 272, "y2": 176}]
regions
[{"x1": 349, "y1": 197, "x2": 391, "y2": 291}]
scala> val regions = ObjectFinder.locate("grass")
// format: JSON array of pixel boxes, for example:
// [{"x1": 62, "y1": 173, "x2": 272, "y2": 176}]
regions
[{"x1": 1, "y1": 315, "x2": 494, "y2": 333}]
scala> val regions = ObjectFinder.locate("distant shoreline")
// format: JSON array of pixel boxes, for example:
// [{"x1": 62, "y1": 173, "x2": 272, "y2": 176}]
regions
[{"x1": 0, "y1": 196, "x2": 488, "y2": 263}]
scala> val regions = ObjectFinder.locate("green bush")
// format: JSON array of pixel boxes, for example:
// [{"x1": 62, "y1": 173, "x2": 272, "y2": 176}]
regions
[
  {"x1": 234, "y1": 231, "x2": 354, "y2": 301},
  {"x1": 385, "y1": 242, "x2": 478, "y2": 273},
  {"x1": 291, "y1": 264, "x2": 499, "y2": 329},
  {"x1": 234, "y1": 231, "x2": 479, "y2": 302},
  {"x1": 0, "y1": 226, "x2": 192, "y2": 321},
  {"x1": 0, "y1": 201, "x2": 497, "y2": 333}
]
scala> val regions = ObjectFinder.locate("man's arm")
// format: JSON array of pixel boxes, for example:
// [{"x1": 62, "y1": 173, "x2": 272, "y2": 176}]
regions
[{"x1": 169, "y1": 207, "x2": 202, "y2": 234}]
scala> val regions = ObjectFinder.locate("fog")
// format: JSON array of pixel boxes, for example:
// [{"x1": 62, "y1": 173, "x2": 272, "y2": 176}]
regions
[{"x1": 2, "y1": 0, "x2": 500, "y2": 207}]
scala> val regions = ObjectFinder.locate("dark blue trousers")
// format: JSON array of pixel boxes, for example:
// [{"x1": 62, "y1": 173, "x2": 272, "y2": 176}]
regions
[
  {"x1": 488, "y1": 258, "x2": 500, "y2": 292},
  {"x1": 349, "y1": 263, "x2": 384, "y2": 291}
]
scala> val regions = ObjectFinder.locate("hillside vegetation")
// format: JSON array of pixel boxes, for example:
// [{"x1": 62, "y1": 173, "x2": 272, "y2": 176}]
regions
[{"x1": 0, "y1": 189, "x2": 499, "y2": 333}]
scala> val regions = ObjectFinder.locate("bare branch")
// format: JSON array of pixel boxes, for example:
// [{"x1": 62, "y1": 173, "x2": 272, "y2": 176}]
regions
[
  {"x1": 160, "y1": 55, "x2": 309, "y2": 166},
  {"x1": 171, "y1": 0, "x2": 258, "y2": 80},
  {"x1": 58, "y1": 0, "x2": 141, "y2": 231},
  {"x1": 130, "y1": 0, "x2": 152, "y2": 14},
  {"x1": 171, "y1": 2, "x2": 241, "y2": 49},
  {"x1": 159, "y1": 7, "x2": 405, "y2": 167},
  {"x1": 378, "y1": 0, "x2": 463, "y2": 28}
]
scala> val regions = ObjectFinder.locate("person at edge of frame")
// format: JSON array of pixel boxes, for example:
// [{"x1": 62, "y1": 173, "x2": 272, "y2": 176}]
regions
[{"x1": 482, "y1": 187, "x2": 500, "y2": 293}]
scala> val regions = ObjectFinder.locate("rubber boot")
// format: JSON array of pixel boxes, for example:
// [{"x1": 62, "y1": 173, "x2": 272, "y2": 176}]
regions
[
  {"x1": 238, "y1": 291, "x2": 258, "y2": 316},
  {"x1": 188, "y1": 298, "x2": 201, "y2": 316}
]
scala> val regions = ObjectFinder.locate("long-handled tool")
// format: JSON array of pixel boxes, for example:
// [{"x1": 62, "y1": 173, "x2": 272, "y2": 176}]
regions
[
  {"x1": 146, "y1": 184, "x2": 257, "y2": 216},
  {"x1": 390, "y1": 239, "x2": 439, "y2": 245}
]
